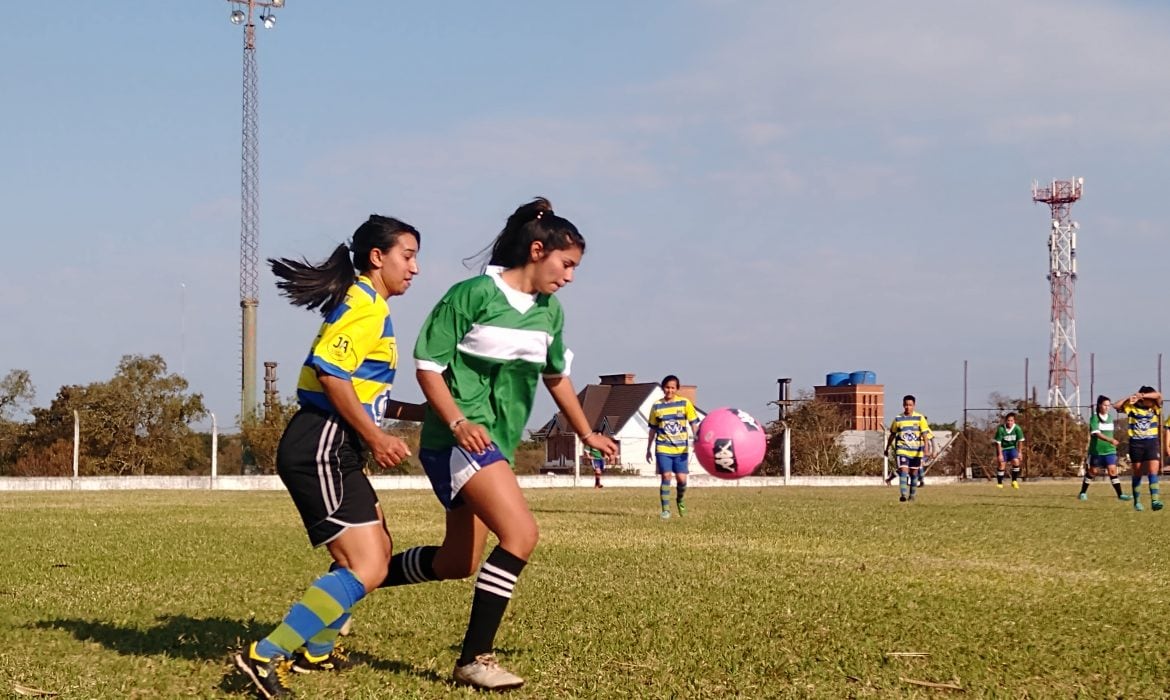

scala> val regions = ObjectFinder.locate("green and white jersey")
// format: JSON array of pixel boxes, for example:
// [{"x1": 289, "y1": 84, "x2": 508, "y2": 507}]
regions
[
  {"x1": 994, "y1": 424, "x2": 1024, "y2": 450},
  {"x1": 1089, "y1": 412, "x2": 1117, "y2": 456},
  {"x1": 414, "y1": 269, "x2": 571, "y2": 463}
]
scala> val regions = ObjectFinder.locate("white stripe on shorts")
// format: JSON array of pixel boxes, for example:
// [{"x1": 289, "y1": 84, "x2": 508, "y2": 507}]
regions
[{"x1": 315, "y1": 417, "x2": 341, "y2": 512}]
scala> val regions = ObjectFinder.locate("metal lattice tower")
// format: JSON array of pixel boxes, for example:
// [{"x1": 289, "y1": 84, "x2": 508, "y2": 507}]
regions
[
  {"x1": 1031, "y1": 177, "x2": 1083, "y2": 412},
  {"x1": 227, "y1": 0, "x2": 282, "y2": 422}
]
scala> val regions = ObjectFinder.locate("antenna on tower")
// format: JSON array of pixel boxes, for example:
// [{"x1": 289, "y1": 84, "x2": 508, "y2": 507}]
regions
[{"x1": 1031, "y1": 177, "x2": 1083, "y2": 414}]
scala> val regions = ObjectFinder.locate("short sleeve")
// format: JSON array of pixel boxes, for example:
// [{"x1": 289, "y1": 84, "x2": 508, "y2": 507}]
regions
[
  {"x1": 414, "y1": 290, "x2": 474, "y2": 374},
  {"x1": 685, "y1": 400, "x2": 698, "y2": 423},
  {"x1": 649, "y1": 404, "x2": 661, "y2": 428},
  {"x1": 541, "y1": 300, "x2": 571, "y2": 377},
  {"x1": 920, "y1": 416, "x2": 933, "y2": 438},
  {"x1": 309, "y1": 302, "x2": 383, "y2": 379}
]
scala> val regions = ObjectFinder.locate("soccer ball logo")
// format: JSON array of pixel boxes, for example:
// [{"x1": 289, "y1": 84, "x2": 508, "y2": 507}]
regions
[{"x1": 695, "y1": 407, "x2": 767, "y2": 480}]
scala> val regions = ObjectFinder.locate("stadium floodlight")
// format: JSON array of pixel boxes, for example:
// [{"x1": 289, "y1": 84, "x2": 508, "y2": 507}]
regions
[
  {"x1": 230, "y1": 9, "x2": 245, "y2": 24},
  {"x1": 261, "y1": 13, "x2": 276, "y2": 28}
]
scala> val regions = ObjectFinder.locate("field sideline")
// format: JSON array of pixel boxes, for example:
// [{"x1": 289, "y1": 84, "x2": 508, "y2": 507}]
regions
[{"x1": 1, "y1": 483, "x2": 1167, "y2": 698}]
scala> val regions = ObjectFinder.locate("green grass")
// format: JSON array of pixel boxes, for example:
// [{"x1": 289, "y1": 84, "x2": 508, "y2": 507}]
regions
[{"x1": 1, "y1": 483, "x2": 1168, "y2": 698}]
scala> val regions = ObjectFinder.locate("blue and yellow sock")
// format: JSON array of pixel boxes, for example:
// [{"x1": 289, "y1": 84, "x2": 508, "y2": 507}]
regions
[
  {"x1": 303, "y1": 563, "x2": 353, "y2": 656},
  {"x1": 255, "y1": 567, "x2": 367, "y2": 659},
  {"x1": 898, "y1": 472, "x2": 908, "y2": 498},
  {"x1": 1149, "y1": 473, "x2": 1161, "y2": 502},
  {"x1": 660, "y1": 483, "x2": 670, "y2": 512},
  {"x1": 676, "y1": 481, "x2": 687, "y2": 505},
  {"x1": 1132, "y1": 474, "x2": 1143, "y2": 503},
  {"x1": 909, "y1": 470, "x2": 918, "y2": 498}
]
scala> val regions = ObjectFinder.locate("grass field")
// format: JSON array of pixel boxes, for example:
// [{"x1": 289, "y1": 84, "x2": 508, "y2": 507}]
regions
[{"x1": 2, "y1": 482, "x2": 1168, "y2": 699}]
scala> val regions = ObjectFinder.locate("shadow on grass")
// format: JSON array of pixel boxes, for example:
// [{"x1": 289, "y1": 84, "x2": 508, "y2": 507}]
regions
[
  {"x1": 34, "y1": 614, "x2": 451, "y2": 689},
  {"x1": 32, "y1": 614, "x2": 269, "y2": 660}
]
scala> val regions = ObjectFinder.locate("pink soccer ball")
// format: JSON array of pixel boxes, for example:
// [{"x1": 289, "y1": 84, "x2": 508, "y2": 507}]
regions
[{"x1": 695, "y1": 407, "x2": 767, "y2": 479}]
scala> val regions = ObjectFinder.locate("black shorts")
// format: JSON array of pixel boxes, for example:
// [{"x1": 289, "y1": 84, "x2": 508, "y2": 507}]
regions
[
  {"x1": 277, "y1": 407, "x2": 380, "y2": 547},
  {"x1": 1129, "y1": 439, "x2": 1160, "y2": 464}
]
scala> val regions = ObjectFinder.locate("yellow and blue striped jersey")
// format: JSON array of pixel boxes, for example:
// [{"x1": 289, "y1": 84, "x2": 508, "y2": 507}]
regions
[
  {"x1": 1124, "y1": 404, "x2": 1160, "y2": 441},
  {"x1": 297, "y1": 276, "x2": 399, "y2": 423},
  {"x1": 889, "y1": 412, "x2": 932, "y2": 458},
  {"x1": 648, "y1": 397, "x2": 699, "y2": 455}
]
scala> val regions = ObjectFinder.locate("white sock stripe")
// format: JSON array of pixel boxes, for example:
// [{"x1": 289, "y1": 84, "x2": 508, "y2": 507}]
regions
[
  {"x1": 404, "y1": 548, "x2": 426, "y2": 583},
  {"x1": 480, "y1": 561, "x2": 518, "y2": 584},
  {"x1": 477, "y1": 570, "x2": 516, "y2": 591},
  {"x1": 475, "y1": 581, "x2": 514, "y2": 599}
]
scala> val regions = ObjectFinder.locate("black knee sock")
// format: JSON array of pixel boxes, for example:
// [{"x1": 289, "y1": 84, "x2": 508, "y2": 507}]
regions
[
  {"x1": 1110, "y1": 477, "x2": 1123, "y2": 497},
  {"x1": 382, "y1": 546, "x2": 439, "y2": 587},
  {"x1": 996, "y1": 470, "x2": 1005, "y2": 484},
  {"x1": 458, "y1": 546, "x2": 527, "y2": 666},
  {"x1": 1010, "y1": 468, "x2": 1021, "y2": 483},
  {"x1": 676, "y1": 481, "x2": 687, "y2": 503},
  {"x1": 1080, "y1": 477, "x2": 1090, "y2": 495}
]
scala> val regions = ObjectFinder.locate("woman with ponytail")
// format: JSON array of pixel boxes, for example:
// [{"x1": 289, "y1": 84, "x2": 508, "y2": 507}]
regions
[
  {"x1": 381, "y1": 197, "x2": 616, "y2": 690},
  {"x1": 235, "y1": 214, "x2": 423, "y2": 699}
]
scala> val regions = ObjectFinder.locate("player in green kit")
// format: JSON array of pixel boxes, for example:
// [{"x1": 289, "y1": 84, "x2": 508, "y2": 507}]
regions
[
  {"x1": 993, "y1": 413, "x2": 1025, "y2": 489},
  {"x1": 380, "y1": 198, "x2": 616, "y2": 690},
  {"x1": 1079, "y1": 395, "x2": 1130, "y2": 501}
]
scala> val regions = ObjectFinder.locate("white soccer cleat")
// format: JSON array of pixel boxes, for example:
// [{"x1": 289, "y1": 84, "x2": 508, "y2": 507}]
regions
[{"x1": 453, "y1": 653, "x2": 524, "y2": 690}]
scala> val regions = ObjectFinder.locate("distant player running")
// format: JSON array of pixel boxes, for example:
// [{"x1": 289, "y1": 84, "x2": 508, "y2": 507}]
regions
[
  {"x1": 1117, "y1": 386, "x2": 1163, "y2": 512},
  {"x1": 993, "y1": 412, "x2": 1025, "y2": 489},
  {"x1": 646, "y1": 375, "x2": 701, "y2": 519},
  {"x1": 884, "y1": 395, "x2": 933, "y2": 502},
  {"x1": 1079, "y1": 395, "x2": 1130, "y2": 501},
  {"x1": 587, "y1": 445, "x2": 606, "y2": 488}
]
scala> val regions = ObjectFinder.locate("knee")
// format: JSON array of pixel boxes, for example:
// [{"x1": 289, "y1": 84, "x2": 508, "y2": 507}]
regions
[
  {"x1": 501, "y1": 521, "x2": 540, "y2": 561},
  {"x1": 350, "y1": 555, "x2": 390, "y2": 594}
]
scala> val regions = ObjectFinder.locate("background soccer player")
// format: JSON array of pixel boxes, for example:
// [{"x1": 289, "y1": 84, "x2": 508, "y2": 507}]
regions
[
  {"x1": 1080, "y1": 395, "x2": 1130, "y2": 501},
  {"x1": 646, "y1": 375, "x2": 701, "y2": 519},
  {"x1": 1117, "y1": 386, "x2": 1163, "y2": 512},
  {"x1": 884, "y1": 395, "x2": 933, "y2": 502},
  {"x1": 994, "y1": 412, "x2": 1025, "y2": 489}
]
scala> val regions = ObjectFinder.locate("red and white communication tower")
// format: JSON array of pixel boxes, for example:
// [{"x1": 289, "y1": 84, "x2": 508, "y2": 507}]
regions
[{"x1": 1031, "y1": 177, "x2": 1084, "y2": 412}]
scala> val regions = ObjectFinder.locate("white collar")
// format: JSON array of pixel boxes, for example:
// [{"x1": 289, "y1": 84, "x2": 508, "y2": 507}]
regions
[{"x1": 486, "y1": 266, "x2": 536, "y2": 313}]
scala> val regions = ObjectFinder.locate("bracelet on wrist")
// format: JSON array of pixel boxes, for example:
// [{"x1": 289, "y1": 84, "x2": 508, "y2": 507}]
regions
[
  {"x1": 449, "y1": 417, "x2": 467, "y2": 431},
  {"x1": 580, "y1": 431, "x2": 595, "y2": 440}
]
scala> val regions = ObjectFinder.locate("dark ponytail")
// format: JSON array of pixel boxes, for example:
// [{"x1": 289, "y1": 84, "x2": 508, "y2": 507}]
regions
[
  {"x1": 484, "y1": 197, "x2": 585, "y2": 269},
  {"x1": 270, "y1": 214, "x2": 420, "y2": 315},
  {"x1": 1096, "y1": 395, "x2": 1110, "y2": 412}
]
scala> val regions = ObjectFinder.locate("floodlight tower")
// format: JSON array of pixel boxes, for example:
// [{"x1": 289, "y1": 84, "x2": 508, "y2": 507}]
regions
[
  {"x1": 1031, "y1": 177, "x2": 1083, "y2": 412},
  {"x1": 227, "y1": 0, "x2": 283, "y2": 421}
]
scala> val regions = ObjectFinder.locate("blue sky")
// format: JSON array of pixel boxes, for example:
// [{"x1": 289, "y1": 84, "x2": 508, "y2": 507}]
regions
[{"x1": 2, "y1": 1, "x2": 1169, "y2": 431}]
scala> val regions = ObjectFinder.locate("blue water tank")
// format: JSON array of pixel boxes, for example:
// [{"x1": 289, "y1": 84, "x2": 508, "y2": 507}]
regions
[
  {"x1": 826, "y1": 372, "x2": 850, "y2": 387},
  {"x1": 849, "y1": 370, "x2": 877, "y2": 385}
]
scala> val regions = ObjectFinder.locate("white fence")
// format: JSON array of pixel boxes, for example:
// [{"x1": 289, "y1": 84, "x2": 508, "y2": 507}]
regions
[{"x1": 0, "y1": 473, "x2": 959, "y2": 492}]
